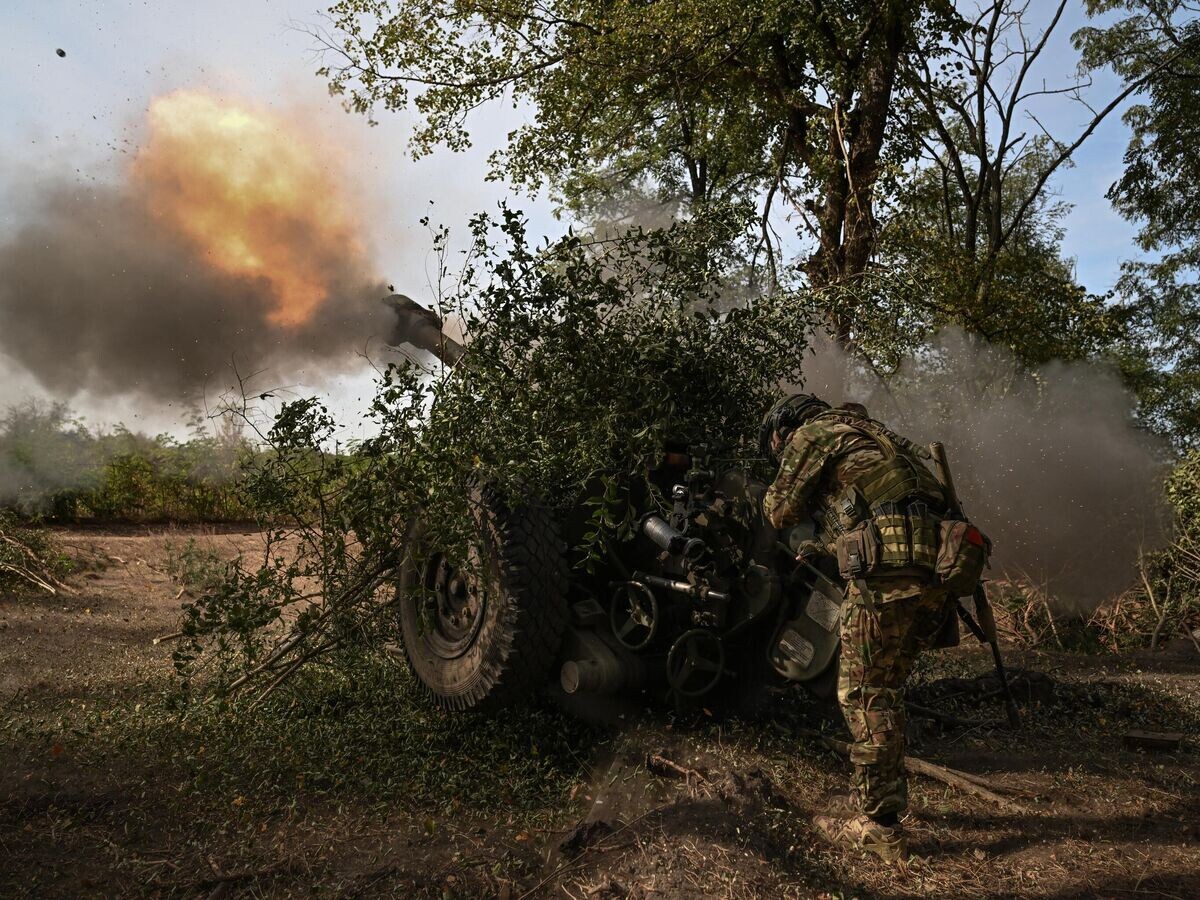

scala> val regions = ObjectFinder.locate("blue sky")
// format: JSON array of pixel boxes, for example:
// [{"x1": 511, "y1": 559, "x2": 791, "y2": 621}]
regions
[{"x1": 0, "y1": 1, "x2": 1148, "y2": 430}]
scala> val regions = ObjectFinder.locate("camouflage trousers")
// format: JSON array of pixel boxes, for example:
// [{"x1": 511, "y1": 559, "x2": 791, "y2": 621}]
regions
[{"x1": 838, "y1": 579, "x2": 950, "y2": 818}]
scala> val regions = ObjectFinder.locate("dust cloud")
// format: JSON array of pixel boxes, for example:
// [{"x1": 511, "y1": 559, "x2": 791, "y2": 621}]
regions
[{"x1": 801, "y1": 328, "x2": 1169, "y2": 610}]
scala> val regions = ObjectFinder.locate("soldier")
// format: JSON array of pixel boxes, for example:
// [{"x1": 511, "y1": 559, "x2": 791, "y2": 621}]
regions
[{"x1": 760, "y1": 394, "x2": 952, "y2": 863}]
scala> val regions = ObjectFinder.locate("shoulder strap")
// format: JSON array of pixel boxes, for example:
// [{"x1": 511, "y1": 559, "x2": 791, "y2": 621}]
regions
[{"x1": 811, "y1": 411, "x2": 931, "y2": 461}]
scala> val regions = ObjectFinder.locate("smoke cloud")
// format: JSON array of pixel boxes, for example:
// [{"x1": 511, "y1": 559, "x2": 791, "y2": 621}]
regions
[
  {"x1": 0, "y1": 89, "x2": 392, "y2": 402},
  {"x1": 801, "y1": 329, "x2": 1169, "y2": 610}
]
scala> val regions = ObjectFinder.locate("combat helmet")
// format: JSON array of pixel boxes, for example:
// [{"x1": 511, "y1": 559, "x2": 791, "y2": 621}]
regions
[{"x1": 759, "y1": 393, "x2": 830, "y2": 458}]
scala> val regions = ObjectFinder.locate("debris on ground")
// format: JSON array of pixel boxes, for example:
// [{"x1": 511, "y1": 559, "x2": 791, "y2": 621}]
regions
[
  {"x1": 645, "y1": 752, "x2": 711, "y2": 785},
  {"x1": 558, "y1": 820, "x2": 615, "y2": 859},
  {"x1": 4, "y1": 527, "x2": 1200, "y2": 898},
  {"x1": 1121, "y1": 729, "x2": 1184, "y2": 752}
]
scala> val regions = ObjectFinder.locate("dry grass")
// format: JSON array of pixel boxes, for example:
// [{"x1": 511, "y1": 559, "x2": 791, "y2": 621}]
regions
[
  {"x1": 989, "y1": 556, "x2": 1200, "y2": 656},
  {"x1": 3, "y1": 527, "x2": 1200, "y2": 898}
]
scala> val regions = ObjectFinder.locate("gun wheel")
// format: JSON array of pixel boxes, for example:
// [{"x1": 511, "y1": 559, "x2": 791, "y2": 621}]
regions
[
  {"x1": 396, "y1": 486, "x2": 568, "y2": 711},
  {"x1": 610, "y1": 581, "x2": 659, "y2": 650}
]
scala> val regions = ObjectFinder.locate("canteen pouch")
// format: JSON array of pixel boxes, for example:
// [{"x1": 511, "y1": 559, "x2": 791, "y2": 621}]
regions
[{"x1": 936, "y1": 519, "x2": 991, "y2": 597}]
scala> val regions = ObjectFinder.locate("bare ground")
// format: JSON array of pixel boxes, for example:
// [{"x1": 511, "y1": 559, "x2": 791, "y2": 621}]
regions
[{"x1": 1, "y1": 526, "x2": 1198, "y2": 898}]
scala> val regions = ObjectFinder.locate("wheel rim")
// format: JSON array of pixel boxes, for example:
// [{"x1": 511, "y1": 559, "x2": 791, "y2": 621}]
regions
[{"x1": 418, "y1": 552, "x2": 487, "y2": 659}]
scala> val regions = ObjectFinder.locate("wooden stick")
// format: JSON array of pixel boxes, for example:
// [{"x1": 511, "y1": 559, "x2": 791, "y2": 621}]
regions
[
  {"x1": 645, "y1": 753, "x2": 710, "y2": 784},
  {"x1": 197, "y1": 860, "x2": 293, "y2": 887},
  {"x1": 800, "y1": 729, "x2": 1027, "y2": 812},
  {"x1": 0, "y1": 562, "x2": 57, "y2": 594},
  {"x1": 904, "y1": 757, "x2": 1027, "y2": 811}
]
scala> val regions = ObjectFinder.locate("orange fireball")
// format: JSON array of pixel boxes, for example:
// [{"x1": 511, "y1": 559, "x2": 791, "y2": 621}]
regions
[{"x1": 132, "y1": 89, "x2": 366, "y2": 326}]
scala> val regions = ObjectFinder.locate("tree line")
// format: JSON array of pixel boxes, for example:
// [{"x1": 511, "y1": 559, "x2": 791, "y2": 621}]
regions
[{"x1": 315, "y1": 0, "x2": 1200, "y2": 443}]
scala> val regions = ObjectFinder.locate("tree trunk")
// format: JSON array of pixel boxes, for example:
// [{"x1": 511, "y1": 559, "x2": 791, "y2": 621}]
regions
[{"x1": 805, "y1": 5, "x2": 908, "y2": 349}]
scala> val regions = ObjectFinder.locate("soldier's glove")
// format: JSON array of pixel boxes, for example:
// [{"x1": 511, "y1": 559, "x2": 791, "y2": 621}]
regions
[{"x1": 794, "y1": 540, "x2": 823, "y2": 563}]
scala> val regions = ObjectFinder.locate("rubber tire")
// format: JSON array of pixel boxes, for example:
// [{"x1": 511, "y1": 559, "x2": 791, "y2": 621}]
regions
[{"x1": 397, "y1": 487, "x2": 569, "y2": 711}]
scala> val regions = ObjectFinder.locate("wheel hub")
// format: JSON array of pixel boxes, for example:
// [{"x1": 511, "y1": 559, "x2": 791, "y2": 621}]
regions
[{"x1": 421, "y1": 554, "x2": 487, "y2": 659}]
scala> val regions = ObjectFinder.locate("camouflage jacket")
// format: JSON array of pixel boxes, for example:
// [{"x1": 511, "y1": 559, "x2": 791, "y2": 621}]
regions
[
  {"x1": 762, "y1": 414, "x2": 885, "y2": 533},
  {"x1": 762, "y1": 412, "x2": 943, "y2": 602}
]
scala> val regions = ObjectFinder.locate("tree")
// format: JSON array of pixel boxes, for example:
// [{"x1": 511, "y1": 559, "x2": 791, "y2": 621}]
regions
[
  {"x1": 314, "y1": 1, "x2": 966, "y2": 342},
  {"x1": 1075, "y1": 1, "x2": 1200, "y2": 444},
  {"x1": 864, "y1": 149, "x2": 1123, "y2": 370},
  {"x1": 834, "y1": 0, "x2": 1200, "y2": 376},
  {"x1": 904, "y1": 2, "x2": 1181, "y2": 304}
]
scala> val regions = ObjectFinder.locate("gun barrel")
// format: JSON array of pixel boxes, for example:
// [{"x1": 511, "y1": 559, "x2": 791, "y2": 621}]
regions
[{"x1": 381, "y1": 294, "x2": 465, "y2": 365}]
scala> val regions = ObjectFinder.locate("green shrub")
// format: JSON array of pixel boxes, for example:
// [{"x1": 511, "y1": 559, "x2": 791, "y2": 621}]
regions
[
  {"x1": 1166, "y1": 448, "x2": 1200, "y2": 537},
  {"x1": 0, "y1": 510, "x2": 73, "y2": 593},
  {"x1": 173, "y1": 208, "x2": 819, "y2": 695},
  {"x1": 0, "y1": 402, "x2": 254, "y2": 522}
]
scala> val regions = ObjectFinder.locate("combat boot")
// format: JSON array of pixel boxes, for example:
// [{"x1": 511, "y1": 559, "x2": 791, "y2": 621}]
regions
[
  {"x1": 820, "y1": 793, "x2": 859, "y2": 818},
  {"x1": 812, "y1": 813, "x2": 908, "y2": 863}
]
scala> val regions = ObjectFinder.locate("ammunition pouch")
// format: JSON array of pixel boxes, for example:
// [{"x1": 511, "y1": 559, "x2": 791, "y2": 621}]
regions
[
  {"x1": 834, "y1": 502, "x2": 943, "y2": 581},
  {"x1": 816, "y1": 487, "x2": 866, "y2": 539},
  {"x1": 935, "y1": 519, "x2": 992, "y2": 597},
  {"x1": 835, "y1": 520, "x2": 880, "y2": 579},
  {"x1": 818, "y1": 421, "x2": 952, "y2": 582}
]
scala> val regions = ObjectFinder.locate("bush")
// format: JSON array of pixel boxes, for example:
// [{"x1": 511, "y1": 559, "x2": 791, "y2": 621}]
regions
[
  {"x1": 0, "y1": 510, "x2": 73, "y2": 594},
  {"x1": 0, "y1": 401, "x2": 254, "y2": 522},
  {"x1": 1166, "y1": 448, "x2": 1200, "y2": 537},
  {"x1": 172, "y1": 208, "x2": 818, "y2": 696}
]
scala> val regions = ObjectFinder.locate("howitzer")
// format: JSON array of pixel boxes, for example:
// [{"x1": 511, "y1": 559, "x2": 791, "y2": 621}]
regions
[
  {"x1": 379, "y1": 294, "x2": 995, "y2": 718},
  {"x1": 381, "y1": 294, "x2": 849, "y2": 713},
  {"x1": 929, "y1": 442, "x2": 1021, "y2": 729}
]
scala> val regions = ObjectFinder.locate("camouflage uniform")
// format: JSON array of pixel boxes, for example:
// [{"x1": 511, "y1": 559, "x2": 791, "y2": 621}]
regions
[{"x1": 763, "y1": 413, "x2": 948, "y2": 818}]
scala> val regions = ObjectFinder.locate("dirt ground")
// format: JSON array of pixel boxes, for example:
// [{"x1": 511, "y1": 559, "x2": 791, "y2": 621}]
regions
[{"x1": 2, "y1": 526, "x2": 1199, "y2": 898}]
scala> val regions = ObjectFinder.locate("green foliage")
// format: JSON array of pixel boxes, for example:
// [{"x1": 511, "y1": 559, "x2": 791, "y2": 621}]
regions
[
  {"x1": 166, "y1": 539, "x2": 230, "y2": 595},
  {"x1": 314, "y1": 1, "x2": 1200, "y2": 453},
  {"x1": 176, "y1": 207, "x2": 817, "y2": 693},
  {"x1": 1077, "y1": 2, "x2": 1200, "y2": 445},
  {"x1": 864, "y1": 155, "x2": 1126, "y2": 371},
  {"x1": 1110, "y1": 250, "x2": 1200, "y2": 447},
  {"x1": 1076, "y1": 3, "x2": 1200, "y2": 254},
  {"x1": 319, "y1": 1, "x2": 954, "y2": 200},
  {"x1": 1157, "y1": 450, "x2": 1200, "y2": 650},
  {"x1": 0, "y1": 401, "x2": 253, "y2": 522},
  {"x1": 418, "y1": 209, "x2": 815, "y2": 509},
  {"x1": 318, "y1": 0, "x2": 971, "y2": 309},
  {"x1": 1166, "y1": 447, "x2": 1200, "y2": 535},
  {"x1": 0, "y1": 402, "x2": 102, "y2": 519}
]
